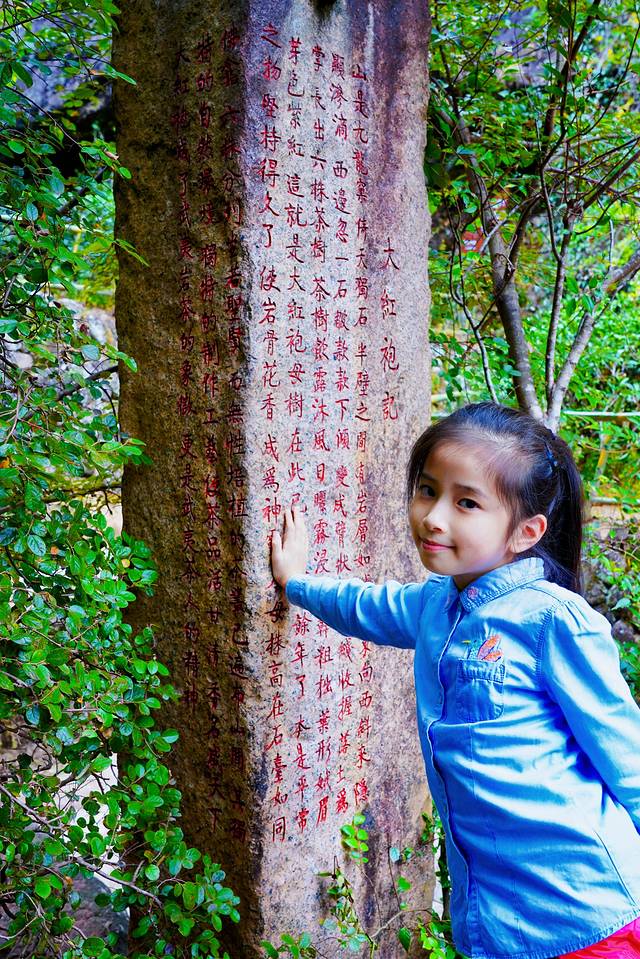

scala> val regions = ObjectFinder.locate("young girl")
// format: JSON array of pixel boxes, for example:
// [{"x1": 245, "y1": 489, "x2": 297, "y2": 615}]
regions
[{"x1": 271, "y1": 402, "x2": 640, "y2": 959}]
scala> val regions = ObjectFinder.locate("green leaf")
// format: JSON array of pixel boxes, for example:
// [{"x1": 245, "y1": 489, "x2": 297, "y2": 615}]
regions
[
  {"x1": 24, "y1": 483, "x2": 43, "y2": 511},
  {"x1": 398, "y1": 927, "x2": 412, "y2": 951},
  {"x1": 261, "y1": 944, "x2": 279, "y2": 959},
  {"x1": 34, "y1": 877, "x2": 52, "y2": 899},
  {"x1": 48, "y1": 175, "x2": 65, "y2": 197},
  {"x1": 0, "y1": 317, "x2": 18, "y2": 335},
  {"x1": 25, "y1": 705, "x2": 41, "y2": 726},
  {"x1": 82, "y1": 938, "x2": 106, "y2": 957},
  {"x1": 13, "y1": 63, "x2": 34, "y2": 88},
  {"x1": 132, "y1": 916, "x2": 152, "y2": 938},
  {"x1": 613, "y1": 598, "x2": 631, "y2": 611},
  {"x1": 182, "y1": 881, "x2": 199, "y2": 910},
  {"x1": 26, "y1": 534, "x2": 46, "y2": 557},
  {"x1": 8, "y1": 139, "x2": 25, "y2": 154},
  {"x1": 178, "y1": 917, "x2": 195, "y2": 936},
  {"x1": 81, "y1": 344, "x2": 101, "y2": 361},
  {"x1": 101, "y1": 64, "x2": 137, "y2": 85},
  {"x1": 0, "y1": 527, "x2": 17, "y2": 546},
  {"x1": 91, "y1": 755, "x2": 113, "y2": 772}
]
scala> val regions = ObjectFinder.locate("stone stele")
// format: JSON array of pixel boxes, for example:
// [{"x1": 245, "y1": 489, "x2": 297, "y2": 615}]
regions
[{"x1": 114, "y1": 0, "x2": 432, "y2": 953}]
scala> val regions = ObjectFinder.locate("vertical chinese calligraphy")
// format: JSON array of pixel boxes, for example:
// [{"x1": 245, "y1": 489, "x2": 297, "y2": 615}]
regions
[
  {"x1": 172, "y1": 19, "x2": 252, "y2": 848},
  {"x1": 248, "y1": 21, "x2": 403, "y2": 845}
]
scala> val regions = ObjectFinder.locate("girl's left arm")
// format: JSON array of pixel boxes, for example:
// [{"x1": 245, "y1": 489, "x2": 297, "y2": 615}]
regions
[{"x1": 542, "y1": 599, "x2": 640, "y2": 829}]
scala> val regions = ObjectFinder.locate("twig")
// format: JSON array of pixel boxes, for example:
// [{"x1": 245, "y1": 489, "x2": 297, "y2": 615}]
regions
[
  {"x1": 56, "y1": 364, "x2": 118, "y2": 399},
  {"x1": 603, "y1": 247, "x2": 640, "y2": 295},
  {"x1": 545, "y1": 220, "x2": 574, "y2": 401}
]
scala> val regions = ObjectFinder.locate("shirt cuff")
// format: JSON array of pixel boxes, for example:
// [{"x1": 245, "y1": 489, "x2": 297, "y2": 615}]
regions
[{"x1": 285, "y1": 575, "x2": 310, "y2": 606}]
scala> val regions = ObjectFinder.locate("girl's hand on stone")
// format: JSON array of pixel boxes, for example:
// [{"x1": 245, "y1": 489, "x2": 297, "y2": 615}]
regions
[{"x1": 271, "y1": 504, "x2": 308, "y2": 589}]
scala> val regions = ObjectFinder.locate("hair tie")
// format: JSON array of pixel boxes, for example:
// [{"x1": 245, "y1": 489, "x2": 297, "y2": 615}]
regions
[{"x1": 544, "y1": 442, "x2": 558, "y2": 470}]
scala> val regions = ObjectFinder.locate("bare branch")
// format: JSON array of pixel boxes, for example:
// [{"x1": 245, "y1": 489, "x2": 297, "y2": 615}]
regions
[
  {"x1": 446, "y1": 205, "x2": 500, "y2": 402},
  {"x1": 547, "y1": 247, "x2": 640, "y2": 428},
  {"x1": 438, "y1": 98, "x2": 543, "y2": 415},
  {"x1": 582, "y1": 147, "x2": 640, "y2": 213},
  {"x1": 540, "y1": 169, "x2": 561, "y2": 264},
  {"x1": 545, "y1": 223, "x2": 573, "y2": 402},
  {"x1": 56, "y1": 363, "x2": 118, "y2": 400},
  {"x1": 542, "y1": 0, "x2": 602, "y2": 151},
  {"x1": 603, "y1": 248, "x2": 640, "y2": 296}
]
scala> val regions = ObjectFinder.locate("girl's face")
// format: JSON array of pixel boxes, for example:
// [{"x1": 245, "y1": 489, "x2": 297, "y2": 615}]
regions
[{"x1": 408, "y1": 440, "x2": 520, "y2": 590}]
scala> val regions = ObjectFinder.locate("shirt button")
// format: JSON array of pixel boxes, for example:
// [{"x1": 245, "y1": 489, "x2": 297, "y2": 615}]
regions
[{"x1": 467, "y1": 586, "x2": 478, "y2": 599}]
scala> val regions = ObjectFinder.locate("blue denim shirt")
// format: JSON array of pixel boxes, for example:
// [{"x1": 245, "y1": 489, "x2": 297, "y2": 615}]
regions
[{"x1": 286, "y1": 558, "x2": 640, "y2": 959}]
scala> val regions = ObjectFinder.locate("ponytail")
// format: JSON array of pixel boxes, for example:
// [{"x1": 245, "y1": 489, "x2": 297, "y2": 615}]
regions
[{"x1": 536, "y1": 435, "x2": 584, "y2": 593}]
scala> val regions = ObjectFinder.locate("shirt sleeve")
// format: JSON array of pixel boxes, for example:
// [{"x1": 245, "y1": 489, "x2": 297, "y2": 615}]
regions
[
  {"x1": 541, "y1": 598, "x2": 640, "y2": 830},
  {"x1": 285, "y1": 574, "x2": 442, "y2": 649}
]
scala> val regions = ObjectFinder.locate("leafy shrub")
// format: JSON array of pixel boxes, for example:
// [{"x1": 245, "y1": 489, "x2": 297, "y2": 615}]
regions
[{"x1": 1, "y1": 3, "x2": 240, "y2": 956}]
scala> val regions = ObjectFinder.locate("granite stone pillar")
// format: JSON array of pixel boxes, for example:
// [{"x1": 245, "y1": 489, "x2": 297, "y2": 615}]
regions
[{"x1": 114, "y1": 1, "x2": 431, "y2": 951}]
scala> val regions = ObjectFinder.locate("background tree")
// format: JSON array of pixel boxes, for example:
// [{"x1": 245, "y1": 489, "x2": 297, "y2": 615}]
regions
[{"x1": 428, "y1": 0, "x2": 640, "y2": 427}]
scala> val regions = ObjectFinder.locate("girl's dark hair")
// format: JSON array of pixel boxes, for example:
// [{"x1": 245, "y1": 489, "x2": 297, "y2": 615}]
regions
[{"x1": 406, "y1": 402, "x2": 585, "y2": 593}]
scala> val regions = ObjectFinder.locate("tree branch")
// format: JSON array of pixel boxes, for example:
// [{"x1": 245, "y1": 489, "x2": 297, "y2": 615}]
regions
[
  {"x1": 56, "y1": 364, "x2": 118, "y2": 400},
  {"x1": 0, "y1": 781, "x2": 162, "y2": 906},
  {"x1": 542, "y1": 0, "x2": 602, "y2": 151},
  {"x1": 545, "y1": 219, "x2": 574, "y2": 401},
  {"x1": 547, "y1": 247, "x2": 640, "y2": 428},
  {"x1": 440, "y1": 96, "x2": 543, "y2": 414},
  {"x1": 603, "y1": 248, "x2": 640, "y2": 296},
  {"x1": 447, "y1": 227, "x2": 500, "y2": 403},
  {"x1": 582, "y1": 147, "x2": 640, "y2": 213}
]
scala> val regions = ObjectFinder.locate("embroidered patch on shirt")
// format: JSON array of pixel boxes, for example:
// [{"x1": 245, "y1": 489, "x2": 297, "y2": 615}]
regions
[{"x1": 473, "y1": 634, "x2": 504, "y2": 662}]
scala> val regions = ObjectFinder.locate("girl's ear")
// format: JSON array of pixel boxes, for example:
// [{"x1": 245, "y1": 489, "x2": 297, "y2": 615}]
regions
[{"x1": 510, "y1": 514, "x2": 547, "y2": 555}]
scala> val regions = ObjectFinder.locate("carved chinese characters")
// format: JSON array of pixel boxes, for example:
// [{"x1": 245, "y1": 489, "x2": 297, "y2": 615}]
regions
[
  {"x1": 171, "y1": 20, "x2": 255, "y2": 850},
  {"x1": 247, "y1": 22, "x2": 399, "y2": 847}
]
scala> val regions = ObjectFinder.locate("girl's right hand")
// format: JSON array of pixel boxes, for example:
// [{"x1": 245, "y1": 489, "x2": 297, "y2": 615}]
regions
[{"x1": 271, "y1": 504, "x2": 309, "y2": 589}]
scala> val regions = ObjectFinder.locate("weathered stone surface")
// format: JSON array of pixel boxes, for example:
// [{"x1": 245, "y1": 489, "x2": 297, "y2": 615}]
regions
[{"x1": 114, "y1": 1, "x2": 431, "y2": 952}]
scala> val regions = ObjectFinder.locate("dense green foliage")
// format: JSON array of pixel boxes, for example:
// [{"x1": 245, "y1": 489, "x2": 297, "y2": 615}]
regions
[{"x1": 0, "y1": 3, "x2": 240, "y2": 956}]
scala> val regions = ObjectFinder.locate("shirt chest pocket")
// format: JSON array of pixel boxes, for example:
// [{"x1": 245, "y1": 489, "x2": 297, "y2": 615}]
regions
[{"x1": 456, "y1": 659, "x2": 505, "y2": 722}]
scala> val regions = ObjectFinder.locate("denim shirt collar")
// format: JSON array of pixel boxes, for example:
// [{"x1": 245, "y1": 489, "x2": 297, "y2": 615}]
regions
[{"x1": 444, "y1": 557, "x2": 546, "y2": 611}]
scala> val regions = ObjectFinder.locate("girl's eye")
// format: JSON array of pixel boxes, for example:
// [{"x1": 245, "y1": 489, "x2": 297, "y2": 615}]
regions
[
  {"x1": 417, "y1": 483, "x2": 435, "y2": 497},
  {"x1": 459, "y1": 498, "x2": 479, "y2": 509}
]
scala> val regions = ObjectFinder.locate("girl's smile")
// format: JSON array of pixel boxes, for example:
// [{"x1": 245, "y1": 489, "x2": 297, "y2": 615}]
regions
[{"x1": 419, "y1": 539, "x2": 452, "y2": 552}]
